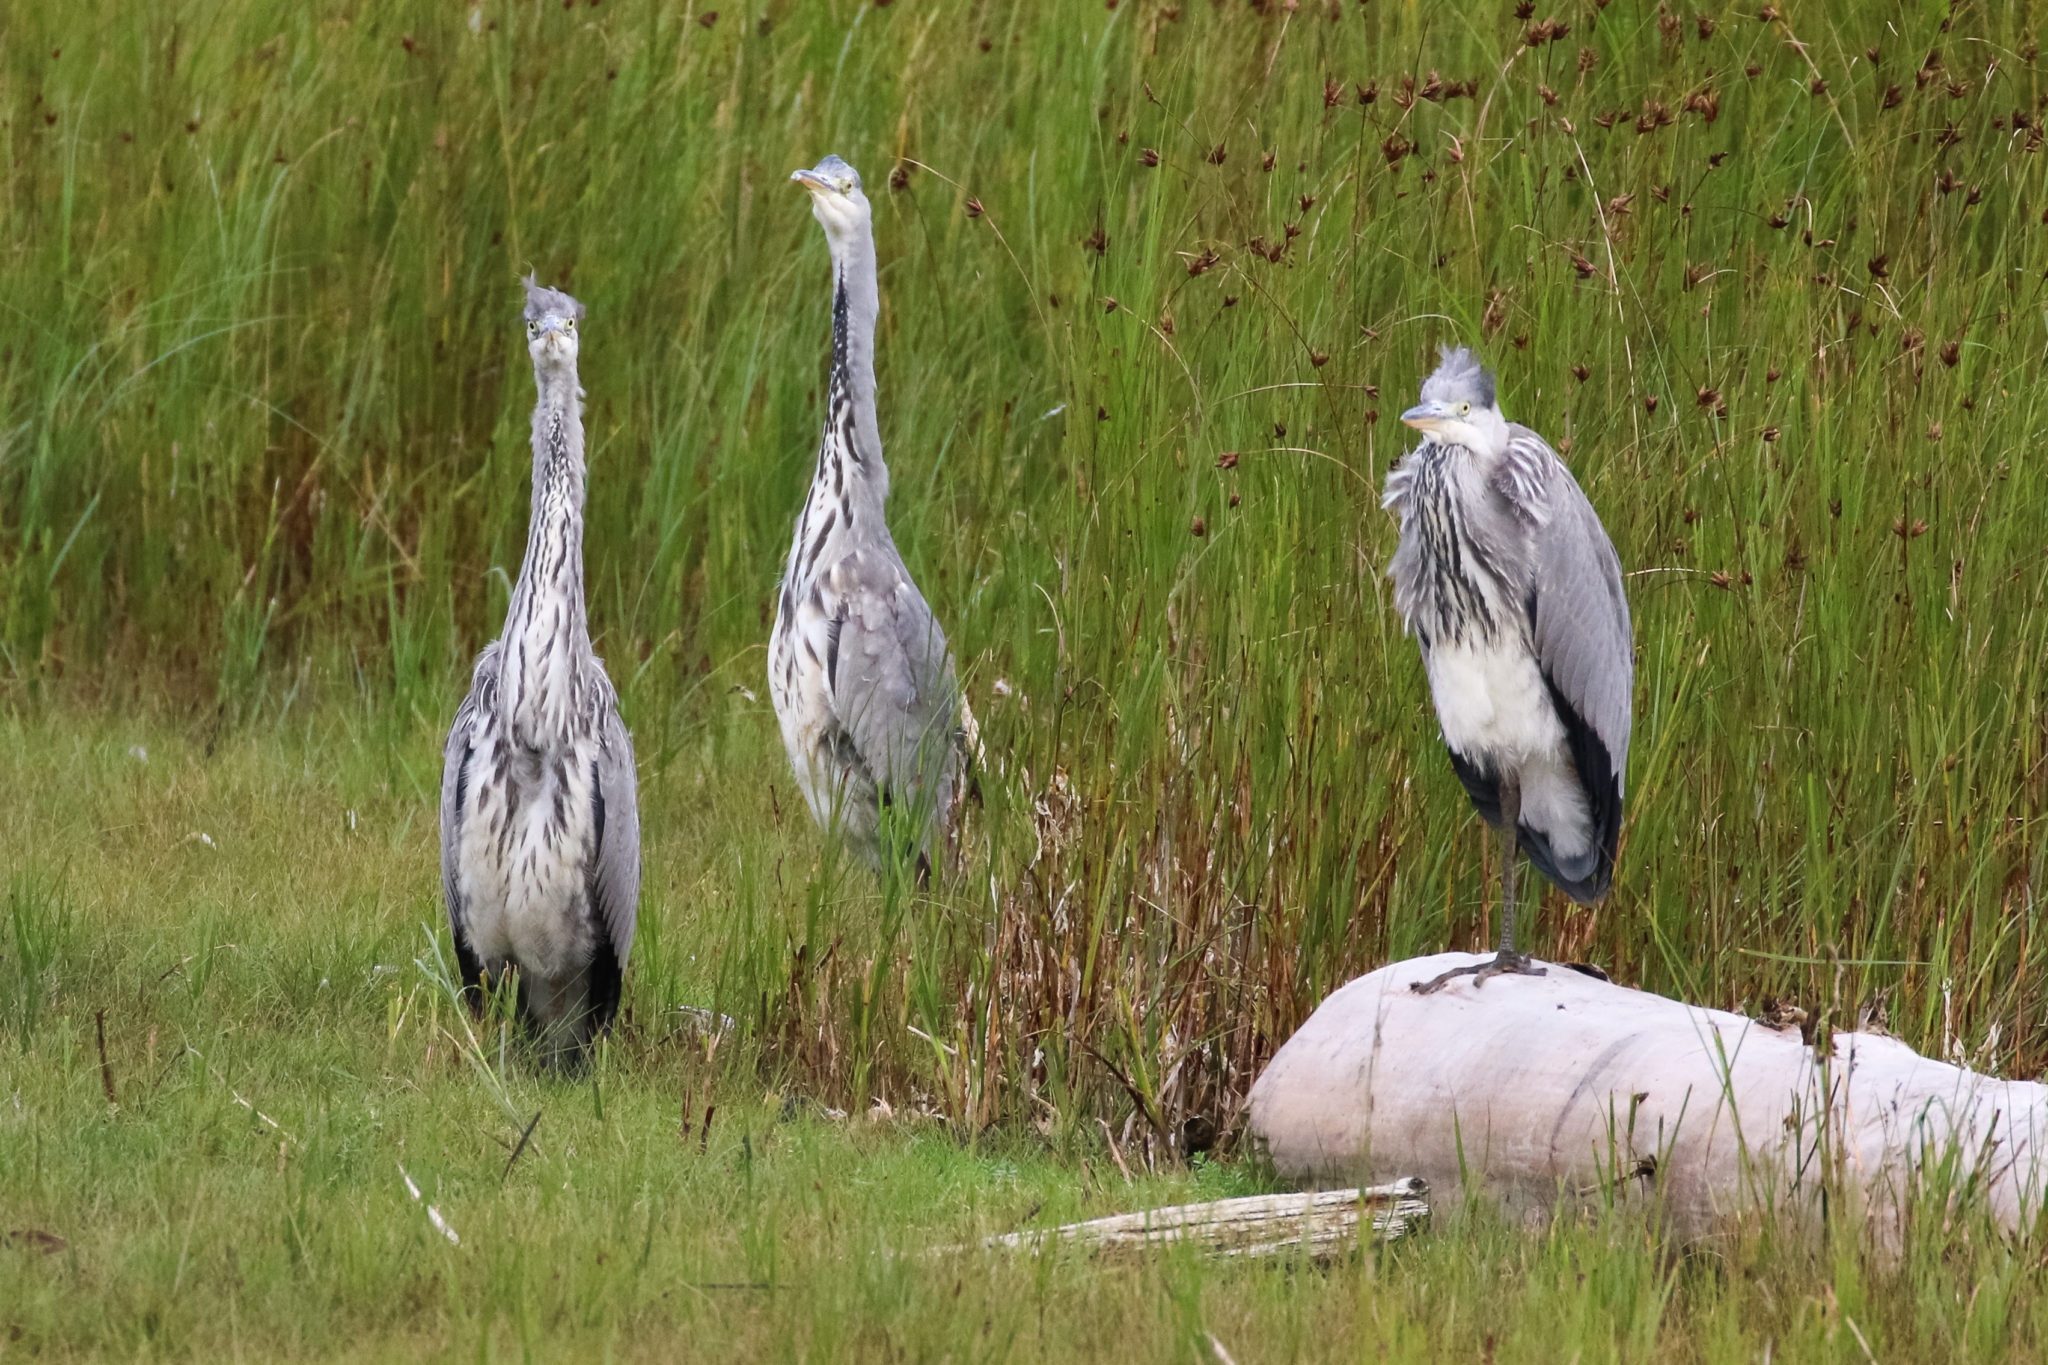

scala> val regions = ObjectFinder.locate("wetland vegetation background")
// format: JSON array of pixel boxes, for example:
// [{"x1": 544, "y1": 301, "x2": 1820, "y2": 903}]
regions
[{"x1": 5, "y1": 0, "x2": 2048, "y2": 1357}]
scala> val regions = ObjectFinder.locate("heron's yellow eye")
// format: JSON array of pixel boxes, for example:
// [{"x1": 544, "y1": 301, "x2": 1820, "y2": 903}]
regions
[
  {"x1": 838, "y1": 179, "x2": 853, "y2": 193},
  {"x1": 564, "y1": 319, "x2": 576, "y2": 332},
  {"x1": 1458, "y1": 402, "x2": 1471, "y2": 415},
  {"x1": 527, "y1": 321, "x2": 539, "y2": 338}
]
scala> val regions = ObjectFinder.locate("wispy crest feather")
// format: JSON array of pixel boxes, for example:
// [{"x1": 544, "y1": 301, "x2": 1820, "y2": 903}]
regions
[
  {"x1": 1418, "y1": 344, "x2": 1495, "y2": 409},
  {"x1": 522, "y1": 274, "x2": 586, "y2": 323}
]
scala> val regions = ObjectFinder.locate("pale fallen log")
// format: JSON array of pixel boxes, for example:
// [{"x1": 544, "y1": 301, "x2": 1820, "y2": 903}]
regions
[
  {"x1": 982, "y1": 1178, "x2": 1430, "y2": 1259},
  {"x1": 1249, "y1": 953, "x2": 2048, "y2": 1246}
]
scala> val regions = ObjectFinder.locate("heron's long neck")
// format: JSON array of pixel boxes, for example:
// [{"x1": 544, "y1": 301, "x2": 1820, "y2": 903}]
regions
[
  {"x1": 1405, "y1": 441, "x2": 1504, "y2": 647},
  {"x1": 501, "y1": 367, "x2": 589, "y2": 745},
  {"x1": 811, "y1": 229, "x2": 888, "y2": 518}
]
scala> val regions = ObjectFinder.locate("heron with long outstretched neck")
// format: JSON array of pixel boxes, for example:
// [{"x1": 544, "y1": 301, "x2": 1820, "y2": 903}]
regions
[
  {"x1": 440, "y1": 277, "x2": 640, "y2": 1062},
  {"x1": 769, "y1": 154, "x2": 963, "y2": 882},
  {"x1": 1383, "y1": 346, "x2": 1632, "y2": 993}
]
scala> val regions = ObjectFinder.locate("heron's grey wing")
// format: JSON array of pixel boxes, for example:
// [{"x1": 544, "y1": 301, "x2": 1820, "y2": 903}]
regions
[
  {"x1": 588, "y1": 688, "x2": 640, "y2": 970},
  {"x1": 822, "y1": 548, "x2": 960, "y2": 817},
  {"x1": 440, "y1": 644, "x2": 499, "y2": 981},
  {"x1": 1510, "y1": 427, "x2": 1633, "y2": 789}
]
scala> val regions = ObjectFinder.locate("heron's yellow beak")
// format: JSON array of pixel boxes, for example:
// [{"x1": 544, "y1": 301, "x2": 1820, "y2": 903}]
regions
[
  {"x1": 1400, "y1": 400, "x2": 1456, "y2": 431},
  {"x1": 790, "y1": 168, "x2": 832, "y2": 195}
]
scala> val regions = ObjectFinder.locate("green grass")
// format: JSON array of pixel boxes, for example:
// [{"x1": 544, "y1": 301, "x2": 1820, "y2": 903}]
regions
[
  {"x1": 4, "y1": 0, "x2": 2048, "y2": 1356},
  {"x1": 4, "y1": 712, "x2": 2044, "y2": 1361}
]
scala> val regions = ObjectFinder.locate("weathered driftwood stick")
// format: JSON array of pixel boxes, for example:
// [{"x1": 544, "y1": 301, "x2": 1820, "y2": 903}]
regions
[
  {"x1": 1249, "y1": 953, "x2": 2048, "y2": 1246},
  {"x1": 984, "y1": 1178, "x2": 1431, "y2": 1259}
]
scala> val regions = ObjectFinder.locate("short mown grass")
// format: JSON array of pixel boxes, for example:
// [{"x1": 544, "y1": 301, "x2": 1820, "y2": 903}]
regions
[{"x1": 4, "y1": 0, "x2": 2048, "y2": 1356}]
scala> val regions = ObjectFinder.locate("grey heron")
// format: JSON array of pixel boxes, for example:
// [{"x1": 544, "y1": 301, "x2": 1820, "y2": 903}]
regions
[
  {"x1": 440, "y1": 277, "x2": 640, "y2": 1062},
  {"x1": 770, "y1": 154, "x2": 962, "y2": 882},
  {"x1": 1383, "y1": 346, "x2": 1632, "y2": 992}
]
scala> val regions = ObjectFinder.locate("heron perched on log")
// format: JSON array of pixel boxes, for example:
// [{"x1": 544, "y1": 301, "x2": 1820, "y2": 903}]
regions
[
  {"x1": 1383, "y1": 346, "x2": 1632, "y2": 993},
  {"x1": 770, "y1": 154, "x2": 962, "y2": 881},
  {"x1": 440, "y1": 278, "x2": 640, "y2": 1062}
]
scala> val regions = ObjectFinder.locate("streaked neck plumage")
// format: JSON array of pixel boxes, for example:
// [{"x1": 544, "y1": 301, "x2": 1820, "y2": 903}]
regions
[
  {"x1": 1392, "y1": 430, "x2": 1515, "y2": 652},
  {"x1": 816, "y1": 220, "x2": 889, "y2": 518},
  {"x1": 500, "y1": 361, "x2": 590, "y2": 748}
]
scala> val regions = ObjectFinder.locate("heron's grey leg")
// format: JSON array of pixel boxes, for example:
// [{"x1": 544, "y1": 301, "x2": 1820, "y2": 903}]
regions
[
  {"x1": 1497, "y1": 773, "x2": 1521, "y2": 955},
  {"x1": 1411, "y1": 772, "x2": 1546, "y2": 994},
  {"x1": 1467, "y1": 772, "x2": 1544, "y2": 985}
]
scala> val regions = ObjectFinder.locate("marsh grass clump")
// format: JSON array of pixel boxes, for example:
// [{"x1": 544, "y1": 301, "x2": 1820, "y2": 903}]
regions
[{"x1": 4, "y1": 872, "x2": 73, "y2": 1049}]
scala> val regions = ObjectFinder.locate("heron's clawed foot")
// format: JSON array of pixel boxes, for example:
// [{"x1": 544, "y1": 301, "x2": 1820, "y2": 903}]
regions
[{"x1": 1409, "y1": 950, "x2": 1548, "y2": 995}]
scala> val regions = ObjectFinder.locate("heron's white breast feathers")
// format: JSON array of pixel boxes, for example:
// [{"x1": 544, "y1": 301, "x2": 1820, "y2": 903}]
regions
[
  {"x1": 1423, "y1": 642, "x2": 1564, "y2": 768},
  {"x1": 1423, "y1": 640, "x2": 1593, "y2": 865},
  {"x1": 448, "y1": 724, "x2": 606, "y2": 981},
  {"x1": 768, "y1": 566, "x2": 849, "y2": 829}
]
